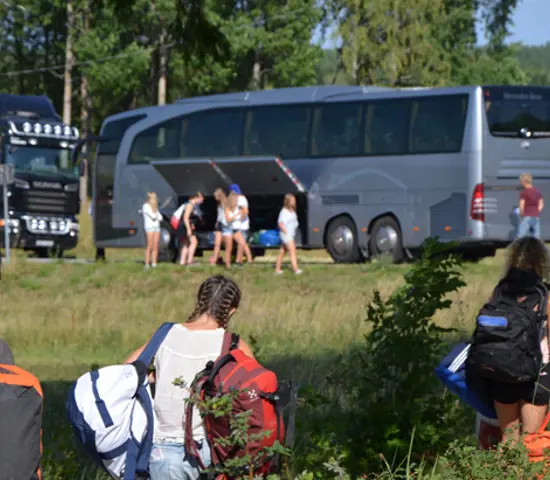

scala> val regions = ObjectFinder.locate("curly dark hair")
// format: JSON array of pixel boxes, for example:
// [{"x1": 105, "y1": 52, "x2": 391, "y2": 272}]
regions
[
  {"x1": 187, "y1": 275, "x2": 241, "y2": 329},
  {"x1": 506, "y1": 236, "x2": 550, "y2": 280}
]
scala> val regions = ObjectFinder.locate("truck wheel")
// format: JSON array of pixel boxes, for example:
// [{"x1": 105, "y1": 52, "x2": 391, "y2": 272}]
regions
[
  {"x1": 325, "y1": 216, "x2": 362, "y2": 263},
  {"x1": 158, "y1": 220, "x2": 178, "y2": 263},
  {"x1": 33, "y1": 247, "x2": 63, "y2": 259},
  {"x1": 368, "y1": 216, "x2": 404, "y2": 264},
  {"x1": 34, "y1": 248, "x2": 49, "y2": 259}
]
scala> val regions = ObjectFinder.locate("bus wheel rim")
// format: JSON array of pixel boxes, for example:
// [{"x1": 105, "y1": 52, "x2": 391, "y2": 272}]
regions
[
  {"x1": 375, "y1": 226, "x2": 398, "y2": 253},
  {"x1": 332, "y1": 225, "x2": 354, "y2": 257}
]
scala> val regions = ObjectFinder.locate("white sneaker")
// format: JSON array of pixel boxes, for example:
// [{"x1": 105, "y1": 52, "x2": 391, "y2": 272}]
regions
[
  {"x1": 152, "y1": 263, "x2": 157, "y2": 268},
  {"x1": 144, "y1": 265, "x2": 150, "y2": 270},
  {"x1": 275, "y1": 270, "x2": 284, "y2": 276},
  {"x1": 294, "y1": 269, "x2": 303, "y2": 275}
]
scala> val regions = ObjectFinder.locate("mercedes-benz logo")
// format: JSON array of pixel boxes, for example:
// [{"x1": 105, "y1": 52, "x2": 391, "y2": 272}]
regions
[{"x1": 521, "y1": 140, "x2": 530, "y2": 150}]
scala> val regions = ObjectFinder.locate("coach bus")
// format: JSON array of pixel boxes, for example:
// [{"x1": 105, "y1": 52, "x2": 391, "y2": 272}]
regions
[{"x1": 89, "y1": 84, "x2": 550, "y2": 263}]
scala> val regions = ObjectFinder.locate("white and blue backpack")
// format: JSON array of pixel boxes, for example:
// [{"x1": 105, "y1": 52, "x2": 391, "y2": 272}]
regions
[{"x1": 66, "y1": 322, "x2": 174, "y2": 479}]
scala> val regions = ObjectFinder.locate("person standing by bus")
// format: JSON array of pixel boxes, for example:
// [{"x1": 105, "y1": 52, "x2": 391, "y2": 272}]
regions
[
  {"x1": 229, "y1": 184, "x2": 253, "y2": 266},
  {"x1": 173, "y1": 192, "x2": 204, "y2": 267},
  {"x1": 210, "y1": 188, "x2": 234, "y2": 268},
  {"x1": 142, "y1": 192, "x2": 162, "y2": 269},
  {"x1": 518, "y1": 173, "x2": 544, "y2": 239},
  {"x1": 275, "y1": 193, "x2": 302, "y2": 275}
]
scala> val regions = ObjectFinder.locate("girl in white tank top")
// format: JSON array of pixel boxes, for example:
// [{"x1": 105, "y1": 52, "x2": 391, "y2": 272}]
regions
[{"x1": 124, "y1": 275, "x2": 255, "y2": 480}]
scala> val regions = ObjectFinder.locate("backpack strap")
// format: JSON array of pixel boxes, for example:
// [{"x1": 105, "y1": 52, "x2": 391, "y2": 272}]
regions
[
  {"x1": 184, "y1": 332, "x2": 240, "y2": 470},
  {"x1": 136, "y1": 322, "x2": 175, "y2": 369},
  {"x1": 221, "y1": 332, "x2": 240, "y2": 355},
  {"x1": 122, "y1": 323, "x2": 174, "y2": 479},
  {"x1": 123, "y1": 383, "x2": 155, "y2": 480}
]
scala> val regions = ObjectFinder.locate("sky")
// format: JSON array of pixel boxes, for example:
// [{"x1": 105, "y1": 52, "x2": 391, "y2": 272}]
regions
[
  {"x1": 489, "y1": 0, "x2": 549, "y2": 45},
  {"x1": 314, "y1": 0, "x2": 550, "y2": 49}
]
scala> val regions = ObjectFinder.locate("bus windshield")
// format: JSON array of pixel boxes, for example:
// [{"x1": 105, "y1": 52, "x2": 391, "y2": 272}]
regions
[
  {"x1": 484, "y1": 87, "x2": 550, "y2": 137},
  {"x1": 4, "y1": 145, "x2": 78, "y2": 179}
]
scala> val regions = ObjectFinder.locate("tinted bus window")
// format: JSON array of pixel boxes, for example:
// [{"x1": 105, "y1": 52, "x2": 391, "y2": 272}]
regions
[
  {"x1": 364, "y1": 99, "x2": 410, "y2": 155},
  {"x1": 409, "y1": 95, "x2": 468, "y2": 154},
  {"x1": 245, "y1": 105, "x2": 311, "y2": 158},
  {"x1": 484, "y1": 87, "x2": 550, "y2": 137},
  {"x1": 129, "y1": 116, "x2": 181, "y2": 163},
  {"x1": 99, "y1": 115, "x2": 146, "y2": 155},
  {"x1": 183, "y1": 109, "x2": 244, "y2": 157},
  {"x1": 311, "y1": 103, "x2": 362, "y2": 156}
]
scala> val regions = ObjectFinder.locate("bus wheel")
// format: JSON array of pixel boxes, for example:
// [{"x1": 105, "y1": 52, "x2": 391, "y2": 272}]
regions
[
  {"x1": 326, "y1": 217, "x2": 362, "y2": 263},
  {"x1": 158, "y1": 221, "x2": 177, "y2": 263},
  {"x1": 368, "y1": 216, "x2": 404, "y2": 264}
]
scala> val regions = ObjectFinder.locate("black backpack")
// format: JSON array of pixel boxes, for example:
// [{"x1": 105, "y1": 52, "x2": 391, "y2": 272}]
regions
[
  {"x1": 466, "y1": 282, "x2": 548, "y2": 384},
  {"x1": 0, "y1": 363, "x2": 43, "y2": 479}
]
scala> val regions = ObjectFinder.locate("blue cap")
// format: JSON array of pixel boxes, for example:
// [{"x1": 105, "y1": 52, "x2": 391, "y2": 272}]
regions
[{"x1": 229, "y1": 184, "x2": 242, "y2": 194}]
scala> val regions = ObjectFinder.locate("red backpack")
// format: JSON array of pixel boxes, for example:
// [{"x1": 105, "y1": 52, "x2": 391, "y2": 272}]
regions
[{"x1": 184, "y1": 333, "x2": 285, "y2": 478}]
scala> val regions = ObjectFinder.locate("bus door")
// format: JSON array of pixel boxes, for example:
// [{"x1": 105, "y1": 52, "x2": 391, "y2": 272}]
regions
[
  {"x1": 213, "y1": 156, "x2": 308, "y2": 241},
  {"x1": 480, "y1": 86, "x2": 550, "y2": 242}
]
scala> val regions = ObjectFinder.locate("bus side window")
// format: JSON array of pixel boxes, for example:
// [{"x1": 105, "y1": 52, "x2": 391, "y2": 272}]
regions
[
  {"x1": 365, "y1": 100, "x2": 409, "y2": 156},
  {"x1": 409, "y1": 95, "x2": 468, "y2": 154}
]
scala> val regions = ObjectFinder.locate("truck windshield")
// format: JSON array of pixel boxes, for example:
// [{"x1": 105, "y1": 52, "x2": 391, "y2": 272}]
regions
[
  {"x1": 484, "y1": 87, "x2": 550, "y2": 137},
  {"x1": 4, "y1": 145, "x2": 78, "y2": 178}
]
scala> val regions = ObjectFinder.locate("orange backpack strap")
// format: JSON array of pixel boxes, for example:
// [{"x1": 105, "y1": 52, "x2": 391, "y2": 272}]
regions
[
  {"x1": 537, "y1": 411, "x2": 550, "y2": 434},
  {"x1": 0, "y1": 364, "x2": 43, "y2": 397}
]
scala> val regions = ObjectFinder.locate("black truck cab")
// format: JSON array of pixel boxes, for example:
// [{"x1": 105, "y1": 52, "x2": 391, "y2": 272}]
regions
[{"x1": 0, "y1": 94, "x2": 81, "y2": 256}]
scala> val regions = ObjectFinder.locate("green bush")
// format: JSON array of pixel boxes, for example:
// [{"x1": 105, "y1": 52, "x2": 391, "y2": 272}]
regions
[{"x1": 297, "y1": 239, "x2": 473, "y2": 475}]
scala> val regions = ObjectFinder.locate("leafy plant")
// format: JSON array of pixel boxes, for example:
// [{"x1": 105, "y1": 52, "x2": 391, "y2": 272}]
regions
[
  {"x1": 174, "y1": 377, "x2": 291, "y2": 479},
  {"x1": 439, "y1": 438, "x2": 545, "y2": 479},
  {"x1": 298, "y1": 238, "x2": 472, "y2": 475}
]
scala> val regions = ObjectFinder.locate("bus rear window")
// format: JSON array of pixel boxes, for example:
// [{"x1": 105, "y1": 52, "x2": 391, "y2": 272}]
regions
[{"x1": 484, "y1": 87, "x2": 550, "y2": 137}]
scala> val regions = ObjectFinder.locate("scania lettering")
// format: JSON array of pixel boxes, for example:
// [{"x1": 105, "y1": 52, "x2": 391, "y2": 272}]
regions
[{"x1": 0, "y1": 94, "x2": 81, "y2": 257}]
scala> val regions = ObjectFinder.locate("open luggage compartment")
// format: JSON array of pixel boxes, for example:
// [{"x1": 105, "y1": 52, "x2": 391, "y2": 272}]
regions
[{"x1": 151, "y1": 155, "x2": 308, "y2": 249}]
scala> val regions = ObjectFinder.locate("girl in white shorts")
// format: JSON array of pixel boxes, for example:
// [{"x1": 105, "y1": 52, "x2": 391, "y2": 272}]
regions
[
  {"x1": 275, "y1": 193, "x2": 302, "y2": 275},
  {"x1": 142, "y1": 192, "x2": 162, "y2": 269}
]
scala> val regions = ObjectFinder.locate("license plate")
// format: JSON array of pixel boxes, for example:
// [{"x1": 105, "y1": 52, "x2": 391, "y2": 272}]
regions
[{"x1": 36, "y1": 240, "x2": 54, "y2": 247}]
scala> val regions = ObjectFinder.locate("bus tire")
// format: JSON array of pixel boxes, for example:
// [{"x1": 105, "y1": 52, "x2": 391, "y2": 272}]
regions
[
  {"x1": 325, "y1": 216, "x2": 362, "y2": 264},
  {"x1": 158, "y1": 220, "x2": 178, "y2": 263},
  {"x1": 368, "y1": 216, "x2": 404, "y2": 264}
]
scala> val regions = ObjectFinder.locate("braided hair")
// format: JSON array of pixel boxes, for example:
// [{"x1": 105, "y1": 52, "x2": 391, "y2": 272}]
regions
[{"x1": 187, "y1": 275, "x2": 241, "y2": 329}]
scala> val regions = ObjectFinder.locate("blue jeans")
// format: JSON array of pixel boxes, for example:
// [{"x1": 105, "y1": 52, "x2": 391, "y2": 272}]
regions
[
  {"x1": 149, "y1": 441, "x2": 211, "y2": 480},
  {"x1": 517, "y1": 216, "x2": 541, "y2": 239}
]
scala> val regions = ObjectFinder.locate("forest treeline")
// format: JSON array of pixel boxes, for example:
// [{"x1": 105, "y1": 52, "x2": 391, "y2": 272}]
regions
[{"x1": 0, "y1": 0, "x2": 548, "y2": 135}]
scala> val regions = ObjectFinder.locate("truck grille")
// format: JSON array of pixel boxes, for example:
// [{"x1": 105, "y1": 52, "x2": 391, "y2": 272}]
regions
[{"x1": 22, "y1": 189, "x2": 78, "y2": 214}]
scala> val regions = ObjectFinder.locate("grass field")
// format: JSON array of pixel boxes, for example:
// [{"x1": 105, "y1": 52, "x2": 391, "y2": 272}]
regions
[{"x1": 0, "y1": 206, "x2": 514, "y2": 477}]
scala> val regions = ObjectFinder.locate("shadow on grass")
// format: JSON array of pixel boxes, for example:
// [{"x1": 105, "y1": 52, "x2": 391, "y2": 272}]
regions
[
  {"x1": 39, "y1": 349, "x2": 347, "y2": 479},
  {"x1": 38, "y1": 345, "x2": 475, "y2": 479}
]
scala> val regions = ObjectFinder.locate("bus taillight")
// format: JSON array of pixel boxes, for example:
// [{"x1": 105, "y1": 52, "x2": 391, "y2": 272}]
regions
[{"x1": 470, "y1": 183, "x2": 485, "y2": 222}]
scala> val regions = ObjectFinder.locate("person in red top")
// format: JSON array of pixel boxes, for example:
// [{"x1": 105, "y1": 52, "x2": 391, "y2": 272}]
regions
[{"x1": 518, "y1": 173, "x2": 544, "y2": 239}]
